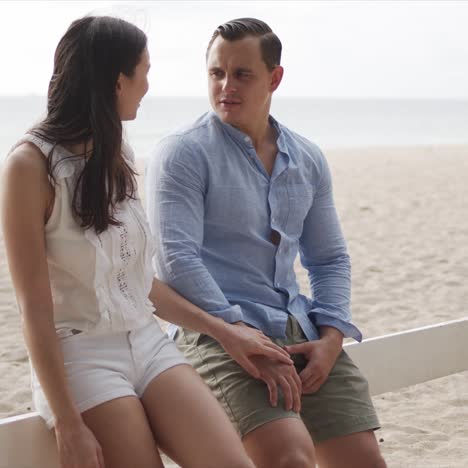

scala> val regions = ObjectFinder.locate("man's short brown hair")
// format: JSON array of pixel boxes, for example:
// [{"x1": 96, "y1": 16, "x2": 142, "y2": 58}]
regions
[{"x1": 206, "y1": 18, "x2": 282, "y2": 71}]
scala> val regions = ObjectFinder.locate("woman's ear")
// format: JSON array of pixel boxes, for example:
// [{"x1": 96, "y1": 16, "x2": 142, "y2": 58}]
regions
[{"x1": 115, "y1": 72, "x2": 124, "y2": 96}]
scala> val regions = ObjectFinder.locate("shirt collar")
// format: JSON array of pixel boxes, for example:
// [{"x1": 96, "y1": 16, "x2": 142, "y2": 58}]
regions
[{"x1": 210, "y1": 111, "x2": 290, "y2": 158}]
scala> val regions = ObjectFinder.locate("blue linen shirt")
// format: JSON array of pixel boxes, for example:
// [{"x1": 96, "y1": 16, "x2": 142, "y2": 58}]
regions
[{"x1": 146, "y1": 112, "x2": 362, "y2": 342}]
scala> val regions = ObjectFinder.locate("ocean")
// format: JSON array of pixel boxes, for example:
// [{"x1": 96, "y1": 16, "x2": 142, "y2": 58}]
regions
[{"x1": 1, "y1": 96, "x2": 467, "y2": 159}]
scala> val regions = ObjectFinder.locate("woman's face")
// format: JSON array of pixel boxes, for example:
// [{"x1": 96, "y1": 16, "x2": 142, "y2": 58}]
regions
[{"x1": 116, "y1": 47, "x2": 151, "y2": 121}]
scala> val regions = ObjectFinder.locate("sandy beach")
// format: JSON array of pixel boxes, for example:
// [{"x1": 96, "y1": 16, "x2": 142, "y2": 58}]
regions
[{"x1": 1, "y1": 144, "x2": 467, "y2": 467}]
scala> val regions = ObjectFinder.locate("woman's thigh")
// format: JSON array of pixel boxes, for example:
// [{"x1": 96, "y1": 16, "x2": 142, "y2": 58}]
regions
[
  {"x1": 141, "y1": 363, "x2": 254, "y2": 468},
  {"x1": 81, "y1": 395, "x2": 164, "y2": 468}
]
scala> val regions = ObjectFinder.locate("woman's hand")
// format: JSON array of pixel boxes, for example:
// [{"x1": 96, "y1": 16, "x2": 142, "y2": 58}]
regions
[
  {"x1": 214, "y1": 322, "x2": 294, "y2": 379},
  {"x1": 55, "y1": 419, "x2": 105, "y2": 468},
  {"x1": 249, "y1": 355, "x2": 302, "y2": 413}
]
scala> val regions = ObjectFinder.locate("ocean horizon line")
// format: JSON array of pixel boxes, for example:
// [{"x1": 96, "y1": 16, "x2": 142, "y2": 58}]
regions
[
  {"x1": 1, "y1": 95, "x2": 468, "y2": 103},
  {"x1": 2, "y1": 96, "x2": 467, "y2": 156}
]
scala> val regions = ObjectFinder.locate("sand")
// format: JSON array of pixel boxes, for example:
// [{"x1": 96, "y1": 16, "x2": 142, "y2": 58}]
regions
[{"x1": 1, "y1": 144, "x2": 467, "y2": 467}]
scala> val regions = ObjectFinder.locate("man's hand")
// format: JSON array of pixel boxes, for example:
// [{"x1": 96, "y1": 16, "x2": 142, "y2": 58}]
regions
[
  {"x1": 249, "y1": 355, "x2": 302, "y2": 413},
  {"x1": 214, "y1": 321, "x2": 293, "y2": 379},
  {"x1": 284, "y1": 327, "x2": 343, "y2": 394}
]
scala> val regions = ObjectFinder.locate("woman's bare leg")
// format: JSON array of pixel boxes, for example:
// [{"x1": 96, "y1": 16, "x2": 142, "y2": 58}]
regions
[
  {"x1": 141, "y1": 364, "x2": 254, "y2": 468},
  {"x1": 81, "y1": 396, "x2": 164, "y2": 468}
]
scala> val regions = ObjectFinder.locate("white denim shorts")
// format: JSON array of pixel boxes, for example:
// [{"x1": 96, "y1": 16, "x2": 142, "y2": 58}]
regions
[{"x1": 31, "y1": 318, "x2": 187, "y2": 428}]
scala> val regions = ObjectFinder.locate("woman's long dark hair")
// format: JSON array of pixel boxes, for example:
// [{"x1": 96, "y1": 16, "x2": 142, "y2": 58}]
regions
[{"x1": 31, "y1": 16, "x2": 147, "y2": 234}]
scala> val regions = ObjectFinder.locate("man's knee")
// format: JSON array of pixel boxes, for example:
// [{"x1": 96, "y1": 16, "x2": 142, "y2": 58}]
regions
[
  {"x1": 315, "y1": 430, "x2": 386, "y2": 468},
  {"x1": 272, "y1": 447, "x2": 315, "y2": 468},
  {"x1": 358, "y1": 436, "x2": 387, "y2": 468},
  {"x1": 243, "y1": 417, "x2": 316, "y2": 468},
  {"x1": 370, "y1": 454, "x2": 387, "y2": 468},
  {"x1": 245, "y1": 436, "x2": 315, "y2": 468},
  {"x1": 206, "y1": 457, "x2": 255, "y2": 468}
]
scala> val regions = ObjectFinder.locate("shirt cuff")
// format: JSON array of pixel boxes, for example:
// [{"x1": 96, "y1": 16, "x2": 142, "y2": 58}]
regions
[
  {"x1": 166, "y1": 304, "x2": 243, "y2": 340},
  {"x1": 208, "y1": 304, "x2": 244, "y2": 323},
  {"x1": 308, "y1": 311, "x2": 363, "y2": 342}
]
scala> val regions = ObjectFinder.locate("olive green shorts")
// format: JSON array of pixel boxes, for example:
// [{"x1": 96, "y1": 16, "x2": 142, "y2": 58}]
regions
[{"x1": 175, "y1": 317, "x2": 380, "y2": 443}]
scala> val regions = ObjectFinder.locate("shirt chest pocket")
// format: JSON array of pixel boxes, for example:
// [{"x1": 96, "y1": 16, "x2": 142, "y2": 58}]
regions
[{"x1": 285, "y1": 184, "x2": 314, "y2": 237}]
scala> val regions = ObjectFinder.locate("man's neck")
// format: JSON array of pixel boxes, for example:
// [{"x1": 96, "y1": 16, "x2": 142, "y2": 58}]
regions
[
  {"x1": 235, "y1": 116, "x2": 275, "y2": 152},
  {"x1": 233, "y1": 116, "x2": 279, "y2": 177}
]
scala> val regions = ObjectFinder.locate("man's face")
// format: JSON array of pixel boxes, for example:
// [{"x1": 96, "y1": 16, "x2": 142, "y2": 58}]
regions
[{"x1": 206, "y1": 35, "x2": 282, "y2": 130}]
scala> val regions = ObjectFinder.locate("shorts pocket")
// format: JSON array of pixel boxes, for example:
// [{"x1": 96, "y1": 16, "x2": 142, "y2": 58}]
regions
[{"x1": 175, "y1": 327, "x2": 203, "y2": 347}]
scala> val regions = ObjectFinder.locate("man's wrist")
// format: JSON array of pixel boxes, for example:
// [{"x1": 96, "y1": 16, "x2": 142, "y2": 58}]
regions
[{"x1": 319, "y1": 326, "x2": 344, "y2": 346}]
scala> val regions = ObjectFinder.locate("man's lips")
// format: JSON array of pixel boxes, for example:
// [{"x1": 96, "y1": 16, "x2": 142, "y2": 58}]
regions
[{"x1": 219, "y1": 98, "x2": 241, "y2": 105}]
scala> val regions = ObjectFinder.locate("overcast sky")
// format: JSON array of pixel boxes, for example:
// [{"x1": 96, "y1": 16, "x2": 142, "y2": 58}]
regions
[{"x1": 1, "y1": 0, "x2": 467, "y2": 98}]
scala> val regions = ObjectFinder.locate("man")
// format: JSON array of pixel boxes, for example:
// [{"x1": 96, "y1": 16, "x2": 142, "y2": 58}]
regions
[{"x1": 146, "y1": 18, "x2": 386, "y2": 468}]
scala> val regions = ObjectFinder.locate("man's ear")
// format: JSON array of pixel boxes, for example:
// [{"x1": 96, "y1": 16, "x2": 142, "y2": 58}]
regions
[{"x1": 270, "y1": 66, "x2": 284, "y2": 92}]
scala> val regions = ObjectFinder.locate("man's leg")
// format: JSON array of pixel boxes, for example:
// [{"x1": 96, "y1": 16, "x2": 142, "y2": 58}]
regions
[
  {"x1": 271, "y1": 316, "x2": 385, "y2": 467},
  {"x1": 298, "y1": 348, "x2": 385, "y2": 468},
  {"x1": 175, "y1": 327, "x2": 316, "y2": 467},
  {"x1": 243, "y1": 418, "x2": 315, "y2": 468},
  {"x1": 176, "y1": 324, "x2": 385, "y2": 468},
  {"x1": 315, "y1": 430, "x2": 386, "y2": 468}
]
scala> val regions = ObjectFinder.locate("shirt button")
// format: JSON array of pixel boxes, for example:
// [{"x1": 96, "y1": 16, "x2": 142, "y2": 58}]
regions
[{"x1": 244, "y1": 136, "x2": 250, "y2": 143}]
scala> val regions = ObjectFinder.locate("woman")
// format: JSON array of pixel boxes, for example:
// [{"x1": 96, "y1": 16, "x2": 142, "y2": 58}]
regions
[{"x1": 0, "y1": 16, "x2": 292, "y2": 468}]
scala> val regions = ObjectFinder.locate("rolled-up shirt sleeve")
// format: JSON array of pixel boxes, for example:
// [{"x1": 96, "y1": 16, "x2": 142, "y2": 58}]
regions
[
  {"x1": 299, "y1": 150, "x2": 362, "y2": 342},
  {"x1": 146, "y1": 136, "x2": 243, "y2": 323}
]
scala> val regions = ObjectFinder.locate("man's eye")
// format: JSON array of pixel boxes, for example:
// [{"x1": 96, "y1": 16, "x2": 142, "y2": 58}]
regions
[
  {"x1": 211, "y1": 71, "x2": 224, "y2": 78},
  {"x1": 237, "y1": 72, "x2": 250, "y2": 79}
]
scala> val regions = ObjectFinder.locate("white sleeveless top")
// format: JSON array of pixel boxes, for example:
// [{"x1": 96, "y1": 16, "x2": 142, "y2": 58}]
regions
[{"x1": 9, "y1": 134, "x2": 156, "y2": 336}]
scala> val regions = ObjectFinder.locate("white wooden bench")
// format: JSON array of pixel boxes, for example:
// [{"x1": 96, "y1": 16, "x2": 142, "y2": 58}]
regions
[{"x1": 1, "y1": 317, "x2": 467, "y2": 468}]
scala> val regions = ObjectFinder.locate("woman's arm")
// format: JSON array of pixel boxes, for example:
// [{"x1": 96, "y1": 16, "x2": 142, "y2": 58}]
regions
[
  {"x1": 150, "y1": 277, "x2": 293, "y2": 378},
  {"x1": 1, "y1": 145, "x2": 81, "y2": 424},
  {"x1": 0, "y1": 145, "x2": 103, "y2": 467}
]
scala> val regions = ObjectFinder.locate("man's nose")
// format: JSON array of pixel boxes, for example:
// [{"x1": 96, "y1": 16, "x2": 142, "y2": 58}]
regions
[{"x1": 221, "y1": 75, "x2": 237, "y2": 93}]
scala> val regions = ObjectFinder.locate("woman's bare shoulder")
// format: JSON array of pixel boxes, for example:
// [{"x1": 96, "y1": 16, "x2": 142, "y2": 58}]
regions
[
  {"x1": 3, "y1": 142, "x2": 51, "y2": 190},
  {"x1": 2, "y1": 141, "x2": 53, "y2": 214},
  {"x1": 5, "y1": 141, "x2": 48, "y2": 169}
]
